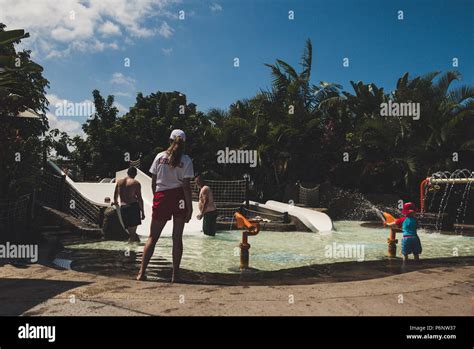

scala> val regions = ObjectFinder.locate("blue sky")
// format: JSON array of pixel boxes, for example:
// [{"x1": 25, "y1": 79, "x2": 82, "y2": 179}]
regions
[{"x1": 2, "y1": 0, "x2": 473, "y2": 135}]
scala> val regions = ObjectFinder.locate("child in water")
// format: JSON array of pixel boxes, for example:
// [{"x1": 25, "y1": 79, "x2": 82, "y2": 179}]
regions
[
  {"x1": 388, "y1": 202, "x2": 422, "y2": 262},
  {"x1": 195, "y1": 174, "x2": 218, "y2": 236}
]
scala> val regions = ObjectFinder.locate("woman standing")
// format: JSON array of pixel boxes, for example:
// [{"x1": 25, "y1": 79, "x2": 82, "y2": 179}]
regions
[{"x1": 137, "y1": 129, "x2": 194, "y2": 282}]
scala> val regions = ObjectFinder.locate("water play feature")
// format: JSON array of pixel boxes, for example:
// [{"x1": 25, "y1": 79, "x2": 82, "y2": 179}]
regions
[
  {"x1": 45, "y1": 161, "x2": 474, "y2": 275},
  {"x1": 251, "y1": 200, "x2": 334, "y2": 232},
  {"x1": 45, "y1": 160, "x2": 334, "y2": 236},
  {"x1": 47, "y1": 160, "x2": 203, "y2": 237},
  {"x1": 382, "y1": 212, "x2": 400, "y2": 258},
  {"x1": 234, "y1": 212, "x2": 260, "y2": 269},
  {"x1": 67, "y1": 221, "x2": 474, "y2": 274},
  {"x1": 419, "y1": 169, "x2": 474, "y2": 232}
]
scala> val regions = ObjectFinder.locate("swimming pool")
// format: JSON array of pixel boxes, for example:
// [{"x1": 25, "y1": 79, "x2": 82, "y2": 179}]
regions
[{"x1": 67, "y1": 221, "x2": 474, "y2": 274}]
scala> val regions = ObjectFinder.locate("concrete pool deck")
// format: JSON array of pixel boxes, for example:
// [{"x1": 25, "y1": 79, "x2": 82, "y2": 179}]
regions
[{"x1": 0, "y1": 262, "x2": 472, "y2": 316}]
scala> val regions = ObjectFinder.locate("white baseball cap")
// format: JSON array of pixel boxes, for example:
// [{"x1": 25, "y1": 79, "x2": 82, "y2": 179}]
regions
[{"x1": 169, "y1": 129, "x2": 186, "y2": 141}]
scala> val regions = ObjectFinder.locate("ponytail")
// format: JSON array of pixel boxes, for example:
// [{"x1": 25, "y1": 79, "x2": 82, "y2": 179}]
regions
[{"x1": 166, "y1": 136, "x2": 185, "y2": 167}]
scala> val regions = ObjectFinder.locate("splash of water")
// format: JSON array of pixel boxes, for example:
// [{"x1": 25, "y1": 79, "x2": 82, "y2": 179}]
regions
[
  {"x1": 434, "y1": 170, "x2": 461, "y2": 232},
  {"x1": 454, "y1": 170, "x2": 474, "y2": 234},
  {"x1": 323, "y1": 187, "x2": 397, "y2": 221},
  {"x1": 432, "y1": 169, "x2": 473, "y2": 233}
]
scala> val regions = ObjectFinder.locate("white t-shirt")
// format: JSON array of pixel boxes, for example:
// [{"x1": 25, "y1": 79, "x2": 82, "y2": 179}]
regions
[{"x1": 149, "y1": 151, "x2": 194, "y2": 192}]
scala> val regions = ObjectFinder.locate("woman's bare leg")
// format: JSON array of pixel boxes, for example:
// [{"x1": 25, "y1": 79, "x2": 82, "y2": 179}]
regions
[
  {"x1": 137, "y1": 219, "x2": 167, "y2": 281},
  {"x1": 171, "y1": 217, "x2": 185, "y2": 283}
]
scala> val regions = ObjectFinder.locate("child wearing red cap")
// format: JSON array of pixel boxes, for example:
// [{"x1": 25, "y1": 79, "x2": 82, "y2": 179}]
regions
[{"x1": 388, "y1": 202, "x2": 422, "y2": 262}]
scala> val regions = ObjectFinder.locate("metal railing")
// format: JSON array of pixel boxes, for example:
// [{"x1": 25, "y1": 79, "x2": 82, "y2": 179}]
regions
[{"x1": 36, "y1": 171, "x2": 64, "y2": 210}]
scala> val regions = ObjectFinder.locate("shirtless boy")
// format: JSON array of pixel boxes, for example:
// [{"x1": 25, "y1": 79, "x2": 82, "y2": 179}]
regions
[
  {"x1": 113, "y1": 167, "x2": 144, "y2": 242},
  {"x1": 196, "y1": 175, "x2": 218, "y2": 236}
]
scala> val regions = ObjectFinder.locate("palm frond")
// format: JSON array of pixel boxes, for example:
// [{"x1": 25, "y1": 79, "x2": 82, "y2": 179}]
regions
[
  {"x1": 434, "y1": 71, "x2": 461, "y2": 96},
  {"x1": 317, "y1": 95, "x2": 346, "y2": 110},
  {"x1": 300, "y1": 38, "x2": 312, "y2": 81},
  {"x1": 396, "y1": 72, "x2": 410, "y2": 90},
  {"x1": 275, "y1": 60, "x2": 298, "y2": 80},
  {"x1": 264, "y1": 63, "x2": 289, "y2": 94},
  {"x1": 446, "y1": 85, "x2": 474, "y2": 105},
  {"x1": 311, "y1": 83, "x2": 342, "y2": 106},
  {"x1": 420, "y1": 71, "x2": 440, "y2": 83}
]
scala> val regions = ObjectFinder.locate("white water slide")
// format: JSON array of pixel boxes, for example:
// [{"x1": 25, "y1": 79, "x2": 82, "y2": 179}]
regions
[
  {"x1": 48, "y1": 161, "x2": 333, "y2": 235},
  {"x1": 47, "y1": 161, "x2": 202, "y2": 237},
  {"x1": 250, "y1": 200, "x2": 334, "y2": 232}
]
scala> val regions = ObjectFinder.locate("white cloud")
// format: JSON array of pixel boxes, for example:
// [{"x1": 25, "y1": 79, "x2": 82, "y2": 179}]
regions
[
  {"x1": 114, "y1": 101, "x2": 128, "y2": 116},
  {"x1": 0, "y1": 0, "x2": 179, "y2": 58},
  {"x1": 43, "y1": 39, "x2": 119, "y2": 59},
  {"x1": 47, "y1": 112, "x2": 83, "y2": 136},
  {"x1": 113, "y1": 91, "x2": 133, "y2": 97},
  {"x1": 46, "y1": 94, "x2": 85, "y2": 137},
  {"x1": 110, "y1": 72, "x2": 136, "y2": 88},
  {"x1": 131, "y1": 27, "x2": 155, "y2": 38},
  {"x1": 162, "y1": 47, "x2": 173, "y2": 55},
  {"x1": 158, "y1": 21, "x2": 174, "y2": 38},
  {"x1": 99, "y1": 21, "x2": 122, "y2": 36},
  {"x1": 210, "y1": 3, "x2": 223, "y2": 12},
  {"x1": 46, "y1": 93, "x2": 129, "y2": 135}
]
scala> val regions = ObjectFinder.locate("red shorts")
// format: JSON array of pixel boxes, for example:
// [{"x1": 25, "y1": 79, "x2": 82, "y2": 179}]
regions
[{"x1": 152, "y1": 187, "x2": 186, "y2": 221}]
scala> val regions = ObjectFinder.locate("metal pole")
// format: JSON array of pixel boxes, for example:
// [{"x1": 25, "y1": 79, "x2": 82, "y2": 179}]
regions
[
  {"x1": 59, "y1": 174, "x2": 66, "y2": 211},
  {"x1": 429, "y1": 178, "x2": 474, "y2": 184},
  {"x1": 240, "y1": 232, "x2": 250, "y2": 269},
  {"x1": 387, "y1": 227, "x2": 398, "y2": 258},
  {"x1": 296, "y1": 180, "x2": 300, "y2": 205},
  {"x1": 419, "y1": 178, "x2": 430, "y2": 213},
  {"x1": 244, "y1": 174, "x2": 250, "y2": 209}
]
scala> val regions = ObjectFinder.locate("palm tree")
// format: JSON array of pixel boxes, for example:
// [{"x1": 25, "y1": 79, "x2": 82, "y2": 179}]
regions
[
  {"x1": 258, "y1": 39, "x2": 345, "y2": 187},
  {"x1": 263, "y1": 39, "x2": 343, "y2": 113},
  {"x1": 339, "y1": 72, "x2": 473, "y2": 195},
  {"x1": 393, "y1": 71, "x2": 474, "y2": 177}
]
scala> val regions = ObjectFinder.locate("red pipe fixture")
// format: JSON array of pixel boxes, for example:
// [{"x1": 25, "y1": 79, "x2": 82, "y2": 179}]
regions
[{"x1": 419, "y1": 178, "x2": 430, "y2": 213}]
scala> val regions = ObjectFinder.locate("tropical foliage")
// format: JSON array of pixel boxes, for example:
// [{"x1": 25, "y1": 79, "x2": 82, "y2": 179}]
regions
[
  {"x1": 6, "y1": 32, "x2": 471, "y2": 201},
  {"x1": 0, "y1": 24, "x2": 49, "y2": 199}
]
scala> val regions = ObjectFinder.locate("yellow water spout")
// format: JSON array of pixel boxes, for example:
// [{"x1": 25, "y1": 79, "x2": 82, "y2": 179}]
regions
[{"x1": 234, "y1": 212, "x2": 260, "y2": 270}]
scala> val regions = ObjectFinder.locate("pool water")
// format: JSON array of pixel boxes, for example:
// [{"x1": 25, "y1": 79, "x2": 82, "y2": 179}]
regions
[{"x1": 68, "y1": 221, "x2": 474, "y2": 273}]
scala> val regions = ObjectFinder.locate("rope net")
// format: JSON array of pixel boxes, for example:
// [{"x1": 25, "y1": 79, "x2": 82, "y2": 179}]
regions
[
  {"x1": 191, "y1": 179, "x2": 247, "y2": 222},
  {"x1": 297, "y1": 182, "x2": 320, "y2": 207},
  {"x1": 38, "y1": 169, "x2": 104, "y2": 226}
]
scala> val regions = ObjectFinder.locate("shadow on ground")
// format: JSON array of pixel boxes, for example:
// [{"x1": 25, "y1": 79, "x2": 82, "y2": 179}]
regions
[{"x1": 0, "y1": 269, "x2": 90, "y2": 316}]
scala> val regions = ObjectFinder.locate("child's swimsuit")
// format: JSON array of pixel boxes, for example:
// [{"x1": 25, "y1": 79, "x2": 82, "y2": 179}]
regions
[{"x1": 399, "y1": 216, "x2": 422, "y2": 255}]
